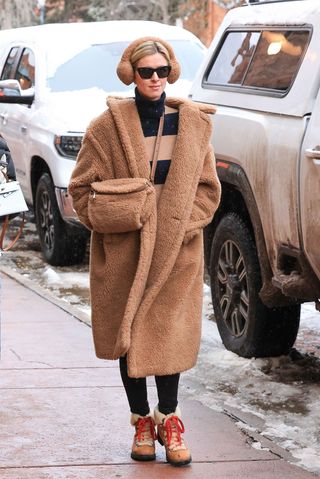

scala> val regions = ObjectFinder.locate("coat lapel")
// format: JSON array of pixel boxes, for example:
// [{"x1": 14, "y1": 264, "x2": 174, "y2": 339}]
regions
[
  {"x1": 108, "y1": 96, "x2": 212, "y2": 296},
  {"x1": 146, "y1": 100, "x2": 212, "y2": 285},
  {"x1": 107, "y1": 97, "x2": 150, "y2": 179}
]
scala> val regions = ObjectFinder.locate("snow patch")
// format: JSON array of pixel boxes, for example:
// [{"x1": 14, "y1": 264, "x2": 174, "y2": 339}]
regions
[
  {"x1": 181, "y1": 285, "x2": 320, "y2": 474},
  {"x1": 42, "y1": 267, "x2": 60, "y2": 284}
]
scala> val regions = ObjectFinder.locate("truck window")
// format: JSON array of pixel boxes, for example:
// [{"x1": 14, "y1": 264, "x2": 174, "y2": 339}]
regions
[
  {"x1": 47, "y1": 40, "x2": 205, "y2": 93},
  {"x1": 205, "y1": 29, "x2": 310, "y2": 95},
  {"x1": 1, "y1": 47, "x2": 19, "y2": 80},
  {"x1": 206, "y1": 31, "x2": 260, "y2": 86},
  {"x1": 244, "y1": 30, "x2": 310, "y2": 91},
  {"x1": 15, "y1": 48, "x2": 35, "y2": 90}
]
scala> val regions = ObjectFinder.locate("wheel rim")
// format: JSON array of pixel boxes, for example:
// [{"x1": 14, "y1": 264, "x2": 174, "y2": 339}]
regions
[
  {"x1": 38, "y1": 190, "x2": 54, "y2": 253},
  {"x1": 217, "y1": 240, "x2": 249, "y2": 337}
]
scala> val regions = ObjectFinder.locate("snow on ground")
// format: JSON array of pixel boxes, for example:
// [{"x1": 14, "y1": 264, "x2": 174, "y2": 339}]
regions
[{"x1": 181, "y1": 284, "x2": 320, "y2": 474}]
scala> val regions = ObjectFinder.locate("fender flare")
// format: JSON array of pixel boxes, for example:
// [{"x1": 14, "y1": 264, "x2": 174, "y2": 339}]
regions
[{"x1": 210, "y1": 159, "x2": 292, "y2": 307}]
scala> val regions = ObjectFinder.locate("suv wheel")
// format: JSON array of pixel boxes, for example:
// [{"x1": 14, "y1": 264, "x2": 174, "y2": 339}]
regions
[
  {"x1": 210, "y1": 212, "x2": 300, "y2": 358},
  {"x1": 35, "y1": 173, "x2": 87, "y2": 266}
]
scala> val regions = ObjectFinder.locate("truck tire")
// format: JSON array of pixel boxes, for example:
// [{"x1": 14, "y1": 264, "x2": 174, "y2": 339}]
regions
[
  {"x1": 35, "y1": 173, "x2": 87, "y2": 266},
  {"x1": 210, "y1": 212, "x2": 300, "y2": 358}
]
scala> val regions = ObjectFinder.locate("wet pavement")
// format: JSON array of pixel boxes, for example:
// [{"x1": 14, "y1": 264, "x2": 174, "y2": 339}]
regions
[{"x1": 0, "y1": 273, "x2": 318, "y2": 479}]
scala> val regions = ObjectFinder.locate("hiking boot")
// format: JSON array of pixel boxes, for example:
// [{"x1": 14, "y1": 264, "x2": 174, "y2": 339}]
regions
[
  {"x1": 154, "y1": 406, "x2": 192, "y2": 466},
  {"x1": 131, "y1": 413, "x2": 156, "y2": 461}
]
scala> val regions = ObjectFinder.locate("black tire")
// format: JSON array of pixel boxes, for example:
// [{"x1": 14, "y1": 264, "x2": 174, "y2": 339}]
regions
[
  {"x1": 210, "y1": 212, "x2": 300, "y2": 358},
  {"x1": 35, "y1": 173, "x2": 87, "y2": 266}
]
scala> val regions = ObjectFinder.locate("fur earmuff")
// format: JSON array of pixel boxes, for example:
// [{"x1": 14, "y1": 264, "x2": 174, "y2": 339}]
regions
[{"x1": 116, "y1": 36, "x2": 181, "y2": 85}]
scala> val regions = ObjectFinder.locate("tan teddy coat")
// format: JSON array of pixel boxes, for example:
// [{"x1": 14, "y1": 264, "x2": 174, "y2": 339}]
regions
[{"x1": 69, "y1": 96, "x2": 221, "y2": 378}]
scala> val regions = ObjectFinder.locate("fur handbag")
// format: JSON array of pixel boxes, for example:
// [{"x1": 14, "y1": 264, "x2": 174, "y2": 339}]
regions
[{"x1": 88, "y1": 177, "x2": 156, "y2": 234}]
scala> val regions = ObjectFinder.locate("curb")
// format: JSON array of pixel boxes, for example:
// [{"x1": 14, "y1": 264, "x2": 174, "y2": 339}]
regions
[{"x1": 0, "y1": 264, "x2": 91, "y2": 328}]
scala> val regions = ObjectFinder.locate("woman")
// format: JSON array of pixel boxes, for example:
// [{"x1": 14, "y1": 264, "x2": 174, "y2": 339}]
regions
[
  {"x1": 0, "y1": 135, "x2": 16, "y2": 181},
  {"x1": 69, "y1": 37, "x2": 221, "y2": 467}
]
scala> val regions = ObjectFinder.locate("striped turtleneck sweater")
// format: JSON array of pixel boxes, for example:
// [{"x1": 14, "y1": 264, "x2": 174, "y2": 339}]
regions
[{"x1": 135, "y1": 88, "x2": 179, "y2": 200}]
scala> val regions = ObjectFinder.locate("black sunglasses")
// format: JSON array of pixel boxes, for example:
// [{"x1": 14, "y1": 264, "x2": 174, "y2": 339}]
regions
[{"x1": 136, "y1": 65, "x2": 171, "y2": 80}]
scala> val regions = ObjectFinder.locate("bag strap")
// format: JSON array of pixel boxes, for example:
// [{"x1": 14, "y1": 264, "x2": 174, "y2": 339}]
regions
[
  {"x1": 0, "y1": 213, "x2": 26, "y2": 252},
  {"x1": 150, "y1": 113, "x2": 165, "y2": 184}
]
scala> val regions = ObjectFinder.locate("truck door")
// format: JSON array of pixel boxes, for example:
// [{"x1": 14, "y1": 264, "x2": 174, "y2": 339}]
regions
[
  {"x1": 300, "y1": 92, "x2": 320, "y2": 279},
  {"x1": 0, "y1": 47, "x2": 35, "y2": 200}
]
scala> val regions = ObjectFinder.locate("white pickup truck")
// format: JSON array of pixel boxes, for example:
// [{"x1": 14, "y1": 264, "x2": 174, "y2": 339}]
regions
[{"x1": 190, "y1": 0, "x2": 320, "y2": 358}]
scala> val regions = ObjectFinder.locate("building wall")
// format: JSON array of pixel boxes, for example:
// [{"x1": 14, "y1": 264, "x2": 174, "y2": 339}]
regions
[
  {"x1": 180, "y1": 0, "x2": 210, "y2": 47},
  {"x1": 211, "y1": 3, "x2": 228, "y2": 42},
  {"x1": 181, "y1": 0, "x2": 230, "y2": 47}
]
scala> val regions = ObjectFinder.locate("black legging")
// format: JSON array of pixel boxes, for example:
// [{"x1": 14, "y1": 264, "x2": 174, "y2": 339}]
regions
[{"x1": 119, "y1": 356, "x2": 180, "y2": 416}]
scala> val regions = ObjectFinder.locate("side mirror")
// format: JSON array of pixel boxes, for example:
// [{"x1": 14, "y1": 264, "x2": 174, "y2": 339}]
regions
[{"x1": 0, "y1": 79, "x2": 34, "y2": 105}]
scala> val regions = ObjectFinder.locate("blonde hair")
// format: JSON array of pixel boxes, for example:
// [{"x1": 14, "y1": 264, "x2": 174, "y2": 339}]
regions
[{"x1": 130, "y1": 41, "x2": 170, "y2": 68}]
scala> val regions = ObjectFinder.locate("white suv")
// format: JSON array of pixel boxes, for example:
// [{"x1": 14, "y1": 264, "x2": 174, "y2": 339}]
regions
[
  {"x1": 190, "y1": 0, "x2": 320, "y2": 358},
  {"x1": 0, "y1": 20, "x2": 206, "y2": 265}
]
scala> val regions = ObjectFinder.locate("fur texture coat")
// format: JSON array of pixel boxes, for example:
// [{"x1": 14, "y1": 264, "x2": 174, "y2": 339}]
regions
[{"x1": 69, "y1": 96, "x2": 221, "y2": 378}]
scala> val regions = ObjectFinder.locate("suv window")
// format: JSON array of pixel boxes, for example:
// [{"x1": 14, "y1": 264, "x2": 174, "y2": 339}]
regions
[
  {"x1": 205, "y1": 29, "x2": 310, "y2": 94},
  {"x1": 0, "y1": 47, "x2": 20, "y2": 80},
  {"x1": 15, "y1": 48, "x2": 35, "y2": 90},
  {"x1": 47, "y1": 40, "x2": 204, "y2": 93}
]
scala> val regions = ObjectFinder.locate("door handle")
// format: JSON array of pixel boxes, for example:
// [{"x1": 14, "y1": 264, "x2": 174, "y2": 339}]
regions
[
  {"x1": 0, "y1": 112, "x2": 8, "y2": 124},
  {"x1": 21, "y1": 125, "x2": 28, "y2": 134},
  {"x1": 305, "y1": 148, "x2": 320, "y2": 160},
  {"x1": 305, "y1": 148, "x2": 320, "y2": 165}
]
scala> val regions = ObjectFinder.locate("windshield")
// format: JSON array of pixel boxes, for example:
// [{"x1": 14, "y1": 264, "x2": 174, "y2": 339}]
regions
[{"x1": 47, "y1": 40, "x2": 205, "y2": 93}]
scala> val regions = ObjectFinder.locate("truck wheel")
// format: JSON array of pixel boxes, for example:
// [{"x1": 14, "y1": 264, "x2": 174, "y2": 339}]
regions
[
  {"x1": 210, "y1": 212, "x2": 300, "y2": 358},
  {"x1": 35, "y1": 173, "x2": 87, "y2": 266}
]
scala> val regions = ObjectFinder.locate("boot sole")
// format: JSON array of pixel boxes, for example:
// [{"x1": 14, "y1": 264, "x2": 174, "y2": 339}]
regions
[
  {"x1": 131, "y1": 452, "x2": 156, "y2": 461},
  {"x1": 166, "y1": 455, "x2": 192, "y2": 467}
]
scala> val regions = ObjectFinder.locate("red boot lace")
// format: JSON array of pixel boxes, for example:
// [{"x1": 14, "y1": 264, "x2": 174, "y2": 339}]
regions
[
  {"x1": 163, "y1": 416, "x2": 185, "y2": 447},
  {"x1": 135, "y1": 416, "x2": 157, "y2": 443}
]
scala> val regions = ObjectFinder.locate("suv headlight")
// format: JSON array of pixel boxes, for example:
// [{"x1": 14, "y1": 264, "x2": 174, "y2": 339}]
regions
[{"x1": 54, "y1": 134, "x2": 83, "y2": 158}]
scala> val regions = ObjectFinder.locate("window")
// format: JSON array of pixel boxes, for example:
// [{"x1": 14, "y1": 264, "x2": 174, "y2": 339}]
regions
[
  {"x1": 15, "y1": 48, "x2": 35, "y2": 90},
  {"x1": 205, "y1": 29, "x2": 310, "y2": 94},
  {"x1": 1, "y1": 47, "x2": 19, "y2": 80},
  {"x1": 207, "y1": 32, "x2": 260, "y2": 86},
  {"x1": 47, "y1": 40, "x2": 205, "y2": 93},
  {"x1": 244, "y1": 31, "x2": 310, "y2": 90}
]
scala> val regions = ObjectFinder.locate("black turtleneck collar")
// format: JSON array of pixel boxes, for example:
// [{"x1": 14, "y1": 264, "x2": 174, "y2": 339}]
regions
[{"x1": 135, "y1": 87, "x2": 166, "y2": 119}]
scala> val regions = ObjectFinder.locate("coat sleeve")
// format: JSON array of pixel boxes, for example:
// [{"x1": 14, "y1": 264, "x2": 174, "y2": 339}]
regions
[
  {"x1": 68, "y1": 130, "x2": 106, "y2": 230},
  {"x1": 184, "y1": 144, "x2": 221, "y2": 242}
]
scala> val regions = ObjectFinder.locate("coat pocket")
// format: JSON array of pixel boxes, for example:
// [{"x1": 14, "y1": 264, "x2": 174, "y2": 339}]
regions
[{"x1": 88, "y1": 178, "x2": 155, "y2": 234}]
